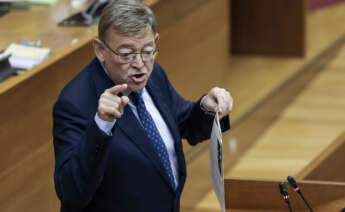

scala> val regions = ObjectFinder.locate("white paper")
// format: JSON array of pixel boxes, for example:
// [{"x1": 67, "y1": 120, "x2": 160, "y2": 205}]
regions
[
  {"x1": 4, "y1": 43, "x2": 50, "y2": 69},
  {"x1": 4, "y1": 43, "x2": 50, "y2": 59},
  {"x1": 210, "y1": 112, "x2": 226, "y2": 212}
]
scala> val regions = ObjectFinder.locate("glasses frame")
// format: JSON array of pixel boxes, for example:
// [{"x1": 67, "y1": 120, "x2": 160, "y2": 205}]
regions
[{"x1": 101, "y1": 39, "x2": 159, "y2": 64}]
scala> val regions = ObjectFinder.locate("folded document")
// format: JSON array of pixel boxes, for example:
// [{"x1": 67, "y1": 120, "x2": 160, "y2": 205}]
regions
[
  {"x1": 210, "y1": 112, "x2": 225, "y2": 212},
  {"x1": 3, "y1": 43, "x2": 50, "y2": 70}
]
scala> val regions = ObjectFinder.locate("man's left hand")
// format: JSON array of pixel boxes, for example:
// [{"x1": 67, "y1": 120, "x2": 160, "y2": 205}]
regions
[{"x1": 201, "y1": 87, "x2": 233, "y2": 119}]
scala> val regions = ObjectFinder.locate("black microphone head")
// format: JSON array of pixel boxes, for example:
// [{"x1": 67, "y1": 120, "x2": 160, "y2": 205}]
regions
[
  {"x1": 287, "y1": 177, "x2": 313, "y2": 211},
  {"x1": 279, "y1": 182, "x2": 288, "y2": 196},
  {"x1": 279, "y1": 182, "x2": 290, "y2": 204},
  {"x1": 287, "y1": 176, "x2": 298, "y2": 189}
]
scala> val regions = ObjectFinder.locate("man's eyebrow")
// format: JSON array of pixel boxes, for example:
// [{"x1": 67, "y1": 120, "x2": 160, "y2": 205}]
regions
[
  {"x1": 116, "y1": 44, "x2": 135, "y2": 50},
  {"x1": 143, "y1": 41, "x2": 154, "y2": 47},
  {"x1": 116, "y1": 41, "x2": 155, "y2": 51}
]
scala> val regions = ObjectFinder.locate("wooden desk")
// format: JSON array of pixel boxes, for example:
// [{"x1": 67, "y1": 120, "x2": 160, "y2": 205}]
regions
[
  {"x1": 0, "y1": 0, "x2": 160, "y2": 94},
  {"x1": 226, "y1": 178, "x2": 345, "y2": 212},
  {"x1": 0, "y1": 1, "x2": 94, "y2": 93},
  {"x1": 297, "y1": 131, "x2": 345, "y2": 182}
]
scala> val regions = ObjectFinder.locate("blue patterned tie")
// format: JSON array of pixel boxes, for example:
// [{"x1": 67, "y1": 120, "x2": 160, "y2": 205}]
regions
[{"x1": 132, "y1": 91, "x2": 176, "y2": 189}]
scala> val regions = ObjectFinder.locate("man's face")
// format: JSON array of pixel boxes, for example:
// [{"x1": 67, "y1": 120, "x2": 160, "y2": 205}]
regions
[{"x1": 96, "y1": 28, "x2": 158, "y2": 92}]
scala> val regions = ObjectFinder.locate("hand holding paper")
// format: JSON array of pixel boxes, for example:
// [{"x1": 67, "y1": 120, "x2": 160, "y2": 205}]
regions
[{"x1": 202, "y1": 87, "x2": 233, "y2": 119}]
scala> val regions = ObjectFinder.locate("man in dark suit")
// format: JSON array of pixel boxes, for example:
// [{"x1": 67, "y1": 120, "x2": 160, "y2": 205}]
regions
[{"x1": 53, "y1": 0, "x2": 233, "y2": 211}]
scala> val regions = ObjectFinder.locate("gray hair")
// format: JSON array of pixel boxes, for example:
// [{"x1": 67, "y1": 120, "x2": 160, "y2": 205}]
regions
[{"x1": 98, "y1": 0, "x2": 158, "y2": 42}]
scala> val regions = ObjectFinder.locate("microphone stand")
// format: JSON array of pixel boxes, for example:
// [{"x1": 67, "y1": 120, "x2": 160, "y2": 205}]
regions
[{"x1": 287, "y1": 176, "x2": 313, "y2": 212}]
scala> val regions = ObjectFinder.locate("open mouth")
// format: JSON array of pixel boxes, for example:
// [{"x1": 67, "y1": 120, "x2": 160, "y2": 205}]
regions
[{"x1": 131, "y1": 73, "x2": 146, "y2": 82}]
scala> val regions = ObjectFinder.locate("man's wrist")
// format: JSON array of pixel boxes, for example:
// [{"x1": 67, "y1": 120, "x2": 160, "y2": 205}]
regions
[
  {"x1": 94, "y1": 113, "x2": 116, "y2": 136},
  {"x1": 200, "y1": 96, "x2": 215, "y2": 116}
]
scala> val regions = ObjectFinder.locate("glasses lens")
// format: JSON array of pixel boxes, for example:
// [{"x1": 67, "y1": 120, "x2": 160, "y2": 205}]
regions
[
  {"x1": 115, "y1": 49, "x2": 157, "y2": 63},
  {"x1": 119, "y1": 53, "x2": 135, "y2": 63},
  {"x1": 141, "y1": 52, "x2": 153, "y2": 62}
]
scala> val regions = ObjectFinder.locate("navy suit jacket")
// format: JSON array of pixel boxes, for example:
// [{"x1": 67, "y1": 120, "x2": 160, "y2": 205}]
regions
[{"x1": 53, "y1": 58, "x2": 230, "y2": 212}]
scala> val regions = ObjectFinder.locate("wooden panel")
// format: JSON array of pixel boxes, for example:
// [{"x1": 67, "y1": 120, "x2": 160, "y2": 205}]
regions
[
  {"x1": 0, "y1": 42, "x2": 94, "y2": 171},
  {"x1": 151, "y1": 0, "x2": 209, "y2": 32},
  {"x1": 0, "y1": 0, "x2": 156, "y2": 95},
  {"x1": 231, "y1": 0, "x2": 305, "y2": 56},
  {"x1": 225, "y1": 178, "x2": 345, "y2": 211},
  {"x1": 0, "y1": 42, "x2": 94, "y2": 211},
  {"x1": 297, "y1": 131, "x2": 345, "y2": 181},
  {"x1": 0, "y1": 144, "x2": 58, "y2": 212}
]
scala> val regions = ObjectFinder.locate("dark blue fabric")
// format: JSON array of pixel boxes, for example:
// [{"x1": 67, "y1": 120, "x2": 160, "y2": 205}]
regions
[
  {"x1": 53, "y1": 58, "x2": 230, "y2": 212},
  {"x1": 133, "y1": 91, "x2": 176, "y2": 189}
]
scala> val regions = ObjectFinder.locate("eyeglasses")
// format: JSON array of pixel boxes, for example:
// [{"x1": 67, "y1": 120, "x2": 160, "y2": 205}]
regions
[{"x1": 102, "y1": 40, "x2": 158, "y2": 64}]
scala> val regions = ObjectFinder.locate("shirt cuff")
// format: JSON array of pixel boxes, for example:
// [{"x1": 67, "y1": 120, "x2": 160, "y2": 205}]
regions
[
  {"x1": 94, "y1": 113, "x2": 116, "y2": 136},
  {"x1": 200, "y1": 96, "x2": 216, "y2": 116}
]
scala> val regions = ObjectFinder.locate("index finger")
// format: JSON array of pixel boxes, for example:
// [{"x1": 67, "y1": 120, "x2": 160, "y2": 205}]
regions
[{"x1": 107, "y1": 84, "x2": 128, "y2": 95}]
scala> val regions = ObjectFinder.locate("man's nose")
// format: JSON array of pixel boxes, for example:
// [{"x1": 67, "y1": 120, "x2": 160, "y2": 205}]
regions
[{"x1": 131, "y1": 54, "x2": 144, "y2": 68}]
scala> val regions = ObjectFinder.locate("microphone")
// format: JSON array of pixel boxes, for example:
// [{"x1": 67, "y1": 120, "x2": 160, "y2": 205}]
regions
[
  {"x1": 279, "y1": 182, "x2": 293, "y2": 212},
  {"x1": 287, "y1": 176, "x2": 313, "y2": 212}
]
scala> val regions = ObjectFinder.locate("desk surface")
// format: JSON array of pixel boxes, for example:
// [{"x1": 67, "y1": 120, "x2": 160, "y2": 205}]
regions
[{"x1": 0, "y1": 0, "x2": 158, "y2": 94}]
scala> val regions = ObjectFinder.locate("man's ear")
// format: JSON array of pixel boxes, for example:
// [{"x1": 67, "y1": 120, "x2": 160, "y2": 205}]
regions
[
  {"x1": 93, "y1": 38, "x2": 106, "y2": 62},
  {"x1": 154, "y1": 33, "x2": 160, "y2": 45}
]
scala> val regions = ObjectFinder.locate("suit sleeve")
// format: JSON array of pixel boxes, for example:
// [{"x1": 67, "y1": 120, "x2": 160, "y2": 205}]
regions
[
  {"x1": 53, "y1": 99, "x2": 112, "y2": 208},
  {"x1": 156, "y1": 64, "x2": 230, "y2": 145}
]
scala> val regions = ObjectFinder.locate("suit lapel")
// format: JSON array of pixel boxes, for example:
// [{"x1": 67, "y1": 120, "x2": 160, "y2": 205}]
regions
[
  {"x1": 116, "y1": 106, "x2": 175, "y2": 191},
  {"x1": 90, "y1": 58, "x2": 115, "y2": 99}
]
